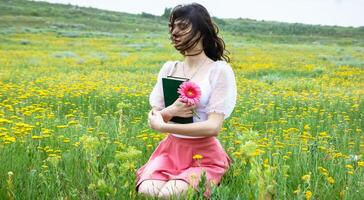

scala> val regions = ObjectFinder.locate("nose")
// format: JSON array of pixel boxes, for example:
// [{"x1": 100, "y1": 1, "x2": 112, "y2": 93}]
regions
[{"x1": 171, "y1": 27, "x2": 180, "y2": 36}]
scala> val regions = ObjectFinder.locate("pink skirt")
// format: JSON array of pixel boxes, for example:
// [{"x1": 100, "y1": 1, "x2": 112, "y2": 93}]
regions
[{"x1": 135, "y1": 134, "x2": 231, "y2": 197}]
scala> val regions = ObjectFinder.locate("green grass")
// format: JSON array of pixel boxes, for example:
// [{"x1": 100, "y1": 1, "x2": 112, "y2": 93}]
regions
[{"x1": 0, "y1": 0, "x2": 363, "y2": 199}]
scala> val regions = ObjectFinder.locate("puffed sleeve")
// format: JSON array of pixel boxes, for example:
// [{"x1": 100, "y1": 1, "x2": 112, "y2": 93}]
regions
[
  {"x1": 149, "y1": 61, "x2": 174, "y2": 110},
  {"x1": 206, "y1": 61, "x2": 237, "y2": 119}
]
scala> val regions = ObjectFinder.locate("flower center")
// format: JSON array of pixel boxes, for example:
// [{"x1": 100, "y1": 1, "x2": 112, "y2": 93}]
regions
[{"x1": 187, "y1": 90, "x2": 194, "y2": 97}]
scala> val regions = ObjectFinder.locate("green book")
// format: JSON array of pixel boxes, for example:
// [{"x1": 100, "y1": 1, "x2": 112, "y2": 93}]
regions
[{"x1": 162, "y1": 76, "x2": 193, "y2": 124}]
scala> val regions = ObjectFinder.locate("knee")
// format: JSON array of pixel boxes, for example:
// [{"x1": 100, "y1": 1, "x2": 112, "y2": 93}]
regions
[
  {"x1": 138, "y1": 181, "x2": 159, "y2": 197},
  {"x1": 158, "y1": 189, "x2": 188, "y2": 200},
  {"x1": 157, "y1": 181, "x2": 189, "y2": 199},
  {"x1": 158, "y1": 189, "x2": 180, "y2": 199}
]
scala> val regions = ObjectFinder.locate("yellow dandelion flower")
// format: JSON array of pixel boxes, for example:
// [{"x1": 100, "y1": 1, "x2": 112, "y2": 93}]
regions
[
  {"x1": 318, "y1": 166, "x2": 329, "y2": 176},
  {"x1": 340, "y1": 190, "x2": 345, "y2": 199},
  {"x1": 193, "y1": 154, "x2": 203, "y2": 160},
  {"x1": 333, "y1": 152, "x2": 343, "y2": 159},
  {"x1": 56, "y1": 125, "x2": 68, "y2": 129},
  {"x1": 358, "y1": 161, "x2": 364, "y2": 167},
  {"x1": 304, "y1": 124, "x2": 310, "y2": 131},
  {"x1": 327, "y1": 176, "x2": 335, "y2": 184},
  {"x1": 272, "y1": 152, "x2": 279, "y2": 156},
  {"x1": 234, "y1": 140, "x2": 241, "y2": 145},
  {"x1": 301, "y1": 173, "x2": 311, "y2": 183},
  {"x1": 68, "y1": 120, "x2": 78, "y2": 126},
  {"x1": 345, "y1": 164, "x2": 353, "y2": 169},
  {"x1": 232, "y1": 151, "x2": 241, "y2": 157},
  {"x1": 318, "y1": 131, "x2": 330, "y2": 138},
  {"x1": 42, "y1": 165, "x2": 49, "y2": 170},
  {"x1": 293, "y1": 188, "x2": 301, "y2": 194},
  {"x1": 32, "y1": 135, "x2": 43, "y2": 140},
  {"x1": 305, "y1": 190, "x2": 312, "y2": 200}
]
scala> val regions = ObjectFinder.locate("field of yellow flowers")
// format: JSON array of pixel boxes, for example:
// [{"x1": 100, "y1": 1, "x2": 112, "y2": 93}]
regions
[{"x1": 0, "y1": 30, "x2": 363, "y2": 199}]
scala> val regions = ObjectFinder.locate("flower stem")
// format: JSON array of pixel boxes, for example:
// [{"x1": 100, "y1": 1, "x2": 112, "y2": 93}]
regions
[{"x1": 192, "y1": 109, "x2": 200, "y2": 119}]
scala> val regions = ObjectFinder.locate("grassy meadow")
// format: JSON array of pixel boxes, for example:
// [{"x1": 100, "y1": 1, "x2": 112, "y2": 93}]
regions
[{"x1": 0, "y1": 0, "x2": 363, "y2": 199}]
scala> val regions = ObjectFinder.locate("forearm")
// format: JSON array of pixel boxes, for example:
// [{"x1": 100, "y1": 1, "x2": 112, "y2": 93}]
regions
[
  {"x1": 152, "y1": 107, "x2": 173, "y2": 123},
  {"x1": 160, "y1": 120, "x2": 219, "y2": 137}
]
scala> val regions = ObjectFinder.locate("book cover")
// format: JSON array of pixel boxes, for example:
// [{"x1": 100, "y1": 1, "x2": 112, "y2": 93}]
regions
[{"x1": 162, "y1": 76, "x2": 193, "y2": 124}]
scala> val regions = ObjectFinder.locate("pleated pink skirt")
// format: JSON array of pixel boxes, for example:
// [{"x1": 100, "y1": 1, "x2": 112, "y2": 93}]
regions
[{"x1": 135, "y1": 134, "x2": 231, "y2": 197}]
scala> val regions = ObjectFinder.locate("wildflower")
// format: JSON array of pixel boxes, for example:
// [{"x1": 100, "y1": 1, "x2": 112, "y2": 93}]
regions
[
  {"x1": 56, "y1": 125, "x2": 68, "y2": 129},
  {"x1": 318, "y1": 131, "x2": 329, "y2": 138},
  {"x1": 32, "y1": 135, "x2": 43, "y2": 140},
  {"x1": 232, "y1": 151, "x2": 242, "y2": 157},
  {"x1": 263, "y1": 158, "x2": 270, "y2": 168},
  {"x1": 193, "y1": 154, "x2": 203, "y2": 160},
  {"x1": 318, "y1": 166, "x2": 329, "y2": 176},
  {"x1": 177, "y1": 81, "x2": 201, "y2": 118},
  {"x1": 178, "y1": 81, "x2": 201, "y2": 106},
  {"x1": 68, "y1": 120, "x2": 78, "y2": 126},
  {"x1": 301, "y1": 173, "x2": 311, "y2": 183},
  {"x1": 41, "y1": 165, "x2": 48, "y2": 170},
  {"x1": 345, "y1": 164, "x2": 353, "y2": 169},
  {"x1": 293, "y1": 187, "x2": 301, "y2": 194},
  {"x1": 327, "y1": 176, "x2": 335, "y2": 184},
  {"x1": 73, "y1": 141, "x2": 80, "y2": 147},
  {"x1": 340, "y1": 190, "x2": 345, "y2": 199},
  {"x1": 305, "y1": 190, "x2": 312, "y2": 199},
  {"x1": 0, "y1": 118, "x2": 12, "y2": 125},
  {"x1": 333, "y1": 152, "x2": 343, "y2": 159},
  {"x1": 234, "y1": 140, "x2": 242, "y2": 145},
  {"x1": 357, "y1": 161, "x2": 364, "y2": 167}
]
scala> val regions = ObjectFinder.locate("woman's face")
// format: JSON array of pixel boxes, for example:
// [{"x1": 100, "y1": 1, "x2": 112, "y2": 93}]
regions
[{"x1": 169, "y1": 19, "x2": 193, "y2": 46}]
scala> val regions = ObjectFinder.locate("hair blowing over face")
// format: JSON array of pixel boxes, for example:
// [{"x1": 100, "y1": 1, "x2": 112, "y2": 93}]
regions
[{"x1": 169, "y1": 3, "x2": 230, "y2": 62}]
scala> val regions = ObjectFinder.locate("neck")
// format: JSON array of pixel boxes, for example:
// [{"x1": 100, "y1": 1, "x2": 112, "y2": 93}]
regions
[{"x1": 184, "y1": 50, "x2": 207, "y2": 69}]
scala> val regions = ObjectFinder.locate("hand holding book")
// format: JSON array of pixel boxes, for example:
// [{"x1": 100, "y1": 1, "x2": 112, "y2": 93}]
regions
[{"x1": 164, "y1": 98, "x2": 197, "y2": 119}]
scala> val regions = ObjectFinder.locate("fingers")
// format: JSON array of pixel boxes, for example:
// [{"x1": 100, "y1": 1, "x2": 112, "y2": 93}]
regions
[
  {"x1": 180, "y1": 113, "x2": 193, "y2": 118},
  {"x1": 148, "y1": 110, "x2": 153, "y2": 118}
]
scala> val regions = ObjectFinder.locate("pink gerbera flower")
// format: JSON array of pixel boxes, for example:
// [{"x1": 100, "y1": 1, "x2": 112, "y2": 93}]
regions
[
  {"x1": 177, "y1": 81, "x2": 201, "y2": 119},
  {"x1": 177, "y1": 81, "x2": 201, "y2": 106}
]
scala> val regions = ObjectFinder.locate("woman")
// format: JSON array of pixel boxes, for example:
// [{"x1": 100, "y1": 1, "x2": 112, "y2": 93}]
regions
[{"x1": 136, "y1": 3, "x2": 237, "y2": 199}]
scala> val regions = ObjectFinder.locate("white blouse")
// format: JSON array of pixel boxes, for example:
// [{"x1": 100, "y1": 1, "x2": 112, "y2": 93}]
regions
[{"x1": 149, "y1": 60, "x2": 237, "y2": 138}]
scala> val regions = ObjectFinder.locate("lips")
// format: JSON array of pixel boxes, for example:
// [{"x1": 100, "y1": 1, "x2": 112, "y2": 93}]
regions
[
  {"x1": 173, "y1": 38, "x2": 181, "y2": 44},
  {"x1": 172, "y1": 36, "x2": 180, "y2": 43}
]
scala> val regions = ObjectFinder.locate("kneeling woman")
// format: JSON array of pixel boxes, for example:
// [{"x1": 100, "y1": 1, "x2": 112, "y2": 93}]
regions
[{"x1": 136, "y1": 3, "x2": 237, "y2": 199}]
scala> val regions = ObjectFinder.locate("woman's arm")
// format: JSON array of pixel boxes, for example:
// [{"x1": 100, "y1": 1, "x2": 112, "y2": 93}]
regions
[
  {"x1": 148, "y1": 111, "x2": 224, "y2": 137},
  {"x1": 152, "y1": 107, "x2": 173, "y2": 123},
  {"x1": 151, "y1": 98, "x2": 196, "y2": 123}
]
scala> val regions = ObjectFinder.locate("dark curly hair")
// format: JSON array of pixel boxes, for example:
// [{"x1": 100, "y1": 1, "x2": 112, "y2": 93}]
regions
[{"x1": 168, "y1": 3, "x2": 230, "y2": 62}]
